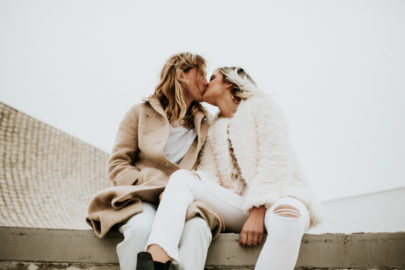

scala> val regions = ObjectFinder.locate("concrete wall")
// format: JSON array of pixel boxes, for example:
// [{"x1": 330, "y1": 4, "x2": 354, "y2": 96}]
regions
[
  {"x1": 1, "y1": 227, "x2": 405, "y2": 269},
  {"x1": 308, "y1": 187, "x2": 405, "y2": 234}
]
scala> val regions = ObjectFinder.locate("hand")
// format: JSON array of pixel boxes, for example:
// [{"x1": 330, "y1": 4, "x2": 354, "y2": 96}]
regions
[{"x1": 239, "y1": 205, "x2": 265, "y2": 247}]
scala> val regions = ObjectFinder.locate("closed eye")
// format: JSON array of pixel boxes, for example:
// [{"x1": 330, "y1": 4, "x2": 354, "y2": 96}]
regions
[{"x1": 210, "y1": 75, "x2": 215, "y2": 81}]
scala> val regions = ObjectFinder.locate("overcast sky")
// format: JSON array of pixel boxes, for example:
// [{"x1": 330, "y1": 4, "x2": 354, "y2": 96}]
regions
[{"x1": 1, "y1": 0, "x2": 404, "y2": 202}]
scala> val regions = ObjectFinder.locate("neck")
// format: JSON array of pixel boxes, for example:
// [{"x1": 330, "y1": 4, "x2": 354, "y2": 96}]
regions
[
  {"x1": 184, "y1": 95, "x2": 196, "y2": 109},
  {"x1": 217, "y1": 98, "x2": 239, "y2": 118}
]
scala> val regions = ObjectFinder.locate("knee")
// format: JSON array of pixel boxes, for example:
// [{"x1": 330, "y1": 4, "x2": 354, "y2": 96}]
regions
[
  {"x1": 265, "y1": 204, "x2": 302, "y2": 228},
  {"x1": 168, "y1": 169, "x2": 193, "y2": 186},
  {"x1": 121, "y1": 216, "x2": 153, "y2": 240},
  {"x1": 183, "y1": 217, "x2": 212, "y2": 241},
  {"x1": 264, "y1": 203, "x2": 307, "y2": 235},
  {"x1": 272, "y1": 204, "x2": 302, "y2": 218}
]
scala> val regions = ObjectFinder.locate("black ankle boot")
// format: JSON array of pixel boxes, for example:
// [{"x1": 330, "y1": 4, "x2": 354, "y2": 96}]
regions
[
  {"x1": 136, "y1": 252, "x2": 154, "y2": 270},
  {"x1": 153, "y1": 260, "x2": 172, "y2": 270}
]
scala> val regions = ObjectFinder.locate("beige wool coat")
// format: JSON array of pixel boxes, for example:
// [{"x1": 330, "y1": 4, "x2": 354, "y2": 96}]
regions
[{"x1": 86, "y1": 97, "x2": 225, "y2": 238}]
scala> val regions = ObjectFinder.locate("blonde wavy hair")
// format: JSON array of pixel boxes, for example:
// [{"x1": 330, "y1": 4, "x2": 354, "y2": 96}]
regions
[
  {"x1": 150, "y1": 52, "x2": 207, "y2": 128},
  {"x1": 217, "y1": 67, "x2": 258, "y2": 102}
]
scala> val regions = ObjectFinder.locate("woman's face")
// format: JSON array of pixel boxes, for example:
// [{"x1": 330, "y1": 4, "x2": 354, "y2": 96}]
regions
[
  {"x1": 203, "y1": 70, "x2": 233, "y2": 106},
  {"x1": 182, "y1": 67, "x2": 208, "y2": 103}
]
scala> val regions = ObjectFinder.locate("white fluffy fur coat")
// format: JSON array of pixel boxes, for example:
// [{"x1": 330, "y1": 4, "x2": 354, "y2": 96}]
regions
[{"x1": 197, "y1": 92, "x2": 324, "y2": 229}]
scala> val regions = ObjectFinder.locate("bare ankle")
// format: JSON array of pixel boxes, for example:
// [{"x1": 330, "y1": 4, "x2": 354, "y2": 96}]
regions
[{"x1": 146, "y1": 244, "x2": 172, "y2": 263}]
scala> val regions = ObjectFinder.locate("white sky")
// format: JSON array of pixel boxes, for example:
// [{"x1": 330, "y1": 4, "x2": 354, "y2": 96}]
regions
[{"x1": 1, "y1": 0, "x2": 404, "y2": 201}]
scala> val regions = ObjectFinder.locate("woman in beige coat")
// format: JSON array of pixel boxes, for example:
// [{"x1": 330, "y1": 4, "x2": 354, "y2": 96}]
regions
[
  {"x1": 138, "y1": 67, "x2": 324, "y2": 270},
  {"x1": 88, "y1": 52, "x2": 218, "y2": 270}
]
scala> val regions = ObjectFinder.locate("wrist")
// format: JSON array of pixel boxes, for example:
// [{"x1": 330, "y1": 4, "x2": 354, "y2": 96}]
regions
[
  {"x1": 249, "y1": 205, "x2": 266, "y2": 216},
  {"x1": 250, "y1": 205, "x2": 265, "y2": 211}
]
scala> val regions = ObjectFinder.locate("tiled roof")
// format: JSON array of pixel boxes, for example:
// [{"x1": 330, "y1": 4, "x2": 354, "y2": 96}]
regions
[{"x1": 0, "y1": 102, "x2": 111, "y2": 229}]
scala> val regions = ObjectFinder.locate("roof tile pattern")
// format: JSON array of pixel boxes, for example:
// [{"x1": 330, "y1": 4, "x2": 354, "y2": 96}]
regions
[{"x1": 0, "y1": 102, "x2": 111, "y2": 229}]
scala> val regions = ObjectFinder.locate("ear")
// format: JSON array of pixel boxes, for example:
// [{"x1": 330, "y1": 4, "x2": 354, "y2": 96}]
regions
[
  {"x1": 225, "y1": 81, "x2": 233, "y2": 89},
  {"x1": 231, "y1": 95, "x2": 241, "y2": 104},
  {"x1": 176, "y1": 69, "x2": 184, "y2": 80}
]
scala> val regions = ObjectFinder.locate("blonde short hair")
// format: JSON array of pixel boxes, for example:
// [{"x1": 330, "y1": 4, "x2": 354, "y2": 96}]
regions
[{"x1": 217, "y1": 67, "x2": 258, "y2": 101}]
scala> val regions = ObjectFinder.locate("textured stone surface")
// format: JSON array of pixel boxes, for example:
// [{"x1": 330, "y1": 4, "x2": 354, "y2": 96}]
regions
[
  {"x1": 1, "y1": 227, "x2": 405, "y2": 269},
  {"x1": 0, "y1": 102, "x2": 111, "y2": 230}
]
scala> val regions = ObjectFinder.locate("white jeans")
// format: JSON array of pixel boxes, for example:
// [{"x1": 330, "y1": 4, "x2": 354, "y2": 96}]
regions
[
  {"x1": 117, "y1": 201, "x2": 212, "y2": 270},
  {"x1": 146, "y1": 169, "x2": 310, "y2": 270}
]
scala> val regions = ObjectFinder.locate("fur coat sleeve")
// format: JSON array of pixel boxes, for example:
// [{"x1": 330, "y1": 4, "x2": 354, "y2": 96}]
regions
[{"x1": 242, "y1": 95, "x2": 299, "y2": 209}]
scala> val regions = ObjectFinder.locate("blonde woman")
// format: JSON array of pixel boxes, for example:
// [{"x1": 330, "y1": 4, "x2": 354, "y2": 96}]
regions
[
  {"x1": 138, "y1": 67, "x2": 324, "y2": 270},
  {"x1": 105, "y1": 52, "x2": 213, "y2": 270}
]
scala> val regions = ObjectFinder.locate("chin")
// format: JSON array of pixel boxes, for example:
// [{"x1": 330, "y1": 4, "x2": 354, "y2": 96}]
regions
[{"x1": 203, "y1": 96, "x2": 215, "y2": 105}]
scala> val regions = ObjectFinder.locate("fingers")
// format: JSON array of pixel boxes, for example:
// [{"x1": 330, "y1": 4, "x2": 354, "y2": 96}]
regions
[
  {"x1": 240, "y1": 231, "x2": 254, "y2": 247},
  {"x1": 239, "y1": 232, "x2": 247, "y2": 246},
  {"x1": 258, "y1": 232, "x2": 263, "y2": 244},
  {"x1": 252, "y1": 232, "x2": 259, "y2": 246},
  {"x1": 240, "y1": 231, "x2": 263, "y2": 247},
  {"x1": 246, "y1": 231, "x2": 254, "y2": 247}
]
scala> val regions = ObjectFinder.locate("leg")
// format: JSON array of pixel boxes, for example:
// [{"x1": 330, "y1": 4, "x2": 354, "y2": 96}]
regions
[
  {"x1": 178, "y1": 216, "x2": 212, "y2": 270},
  {"x1": 146, "y1": 169, "x2": 249, "y2": 264},
  {"x1": 255, "y1": 197, "x2": 310, "y2": 270},
  {"x1": 146, "y1": 217, "x2": 212, "y2": 270},
  {"x1": 116, "y1": 202, "x2": 157, "y2": 270}
]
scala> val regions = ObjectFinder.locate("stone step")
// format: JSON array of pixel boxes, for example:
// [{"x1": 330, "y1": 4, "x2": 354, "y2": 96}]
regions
[{"x1": 1, "y1": 227, "x2": 405, "y2": 269}]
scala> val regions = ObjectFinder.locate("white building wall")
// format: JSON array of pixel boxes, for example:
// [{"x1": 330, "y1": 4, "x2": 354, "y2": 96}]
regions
[{"x1": 308, "y1": 187, "x2": 405, "y2": 234}]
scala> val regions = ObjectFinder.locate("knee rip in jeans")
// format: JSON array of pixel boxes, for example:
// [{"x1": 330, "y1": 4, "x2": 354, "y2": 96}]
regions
[{"x1": 273, "y1": 204, "x2": 301, "y2": 218}]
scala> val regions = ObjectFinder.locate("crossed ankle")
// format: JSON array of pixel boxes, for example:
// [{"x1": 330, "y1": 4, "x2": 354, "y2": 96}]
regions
[
  {"x1": 136, "y1": 251, "x2": 172, "y2": 270},
  {"x1": 153, "y1": 260, "x2": 172, "y2": 270}
]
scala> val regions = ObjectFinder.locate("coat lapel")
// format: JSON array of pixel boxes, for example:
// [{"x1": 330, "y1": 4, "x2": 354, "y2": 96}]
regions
[
  {"x1": 146, "y1": 96, "x2": 166, "y2": 118},
  {"x1": 145, "y1": 97, "x2": 209, "y2": 170},
  {"x1": 179, "y1": 110, "x2": 208, "y2": 169},
  {"x1": 142, "y1": 97, "x2": 171, "y2": 159}
]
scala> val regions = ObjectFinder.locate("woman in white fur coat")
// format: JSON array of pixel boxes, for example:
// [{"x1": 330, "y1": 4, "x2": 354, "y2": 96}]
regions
[{"x1": 136, "y1": 67, "x2": 324, "y2": 270}]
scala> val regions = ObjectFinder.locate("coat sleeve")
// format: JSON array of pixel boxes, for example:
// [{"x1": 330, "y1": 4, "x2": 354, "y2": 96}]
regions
[
  {"x1": 242, "y1": 95, "x2": 293, "y2": 211},
  {"x1": 107, "y1": 104, "x2": 143, "y2": 186}
]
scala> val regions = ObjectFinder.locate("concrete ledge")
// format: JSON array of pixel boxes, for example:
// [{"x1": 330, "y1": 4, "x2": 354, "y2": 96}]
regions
[
  {"x1": 1, "y1": 226, "x2": 405, "y2": 269},
  {"x1": 3, "y1": 261, "x2": 404, "y2": 270}
]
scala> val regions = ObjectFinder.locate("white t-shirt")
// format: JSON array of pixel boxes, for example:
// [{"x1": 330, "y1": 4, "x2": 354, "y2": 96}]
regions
[{"x1": 163, "y1": 124, "x2": 197, "y2": 164}]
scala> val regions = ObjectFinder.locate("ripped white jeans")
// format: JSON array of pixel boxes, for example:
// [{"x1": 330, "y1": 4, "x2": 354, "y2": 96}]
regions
[{"x1": 146, "y1": 169, "x2": 310, "y2": 270}]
